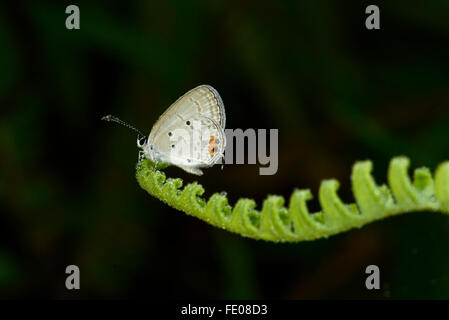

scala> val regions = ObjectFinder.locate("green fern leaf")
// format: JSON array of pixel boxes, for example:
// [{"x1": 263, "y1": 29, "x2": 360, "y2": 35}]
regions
[{"x1": 136, "y1": 157, "x2": 449, "y2": 242}]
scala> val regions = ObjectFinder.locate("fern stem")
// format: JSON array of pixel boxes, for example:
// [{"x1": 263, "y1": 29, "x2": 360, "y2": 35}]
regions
[{"x1": 136, "y1": 157, "x2": 449, "y2": 242}]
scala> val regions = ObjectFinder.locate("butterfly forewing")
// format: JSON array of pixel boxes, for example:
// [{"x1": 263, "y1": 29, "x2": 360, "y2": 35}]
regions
[{"x1": 149, "y1": 85, "x2": 225, "y2": 141}]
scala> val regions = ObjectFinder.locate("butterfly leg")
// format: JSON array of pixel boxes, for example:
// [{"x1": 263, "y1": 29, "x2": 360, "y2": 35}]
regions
[{"x1": 137, "y1": 151, "x2": 145, "y2": 168}]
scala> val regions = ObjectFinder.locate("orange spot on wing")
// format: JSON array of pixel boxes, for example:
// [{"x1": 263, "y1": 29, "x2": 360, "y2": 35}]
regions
[{"x1": 208, "y1": 135, "x2": 219, "y2": 154}]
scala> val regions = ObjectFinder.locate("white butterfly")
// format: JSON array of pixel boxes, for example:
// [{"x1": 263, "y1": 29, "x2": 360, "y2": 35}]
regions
[{"x1": 103, "y1": 85, "x2": 226, "y2": 175}]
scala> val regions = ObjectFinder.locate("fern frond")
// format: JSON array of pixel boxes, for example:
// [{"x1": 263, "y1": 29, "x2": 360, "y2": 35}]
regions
[{"x1": 136, "y1": 157, "x2": 449, "y2": 242}]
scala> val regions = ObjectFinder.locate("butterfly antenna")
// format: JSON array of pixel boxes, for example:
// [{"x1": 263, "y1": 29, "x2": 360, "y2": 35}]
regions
[{"x1": 101, "y1": 115, "x2": 145, "y2": 137}]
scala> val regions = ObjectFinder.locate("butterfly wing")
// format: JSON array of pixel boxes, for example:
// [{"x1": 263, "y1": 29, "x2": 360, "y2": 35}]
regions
[
  {"x1": 149, "y1": 85, "x2": 225, "y2": 142},
  {"x1": 148, "y1": 85, "x2": 226, "y2": 174}
]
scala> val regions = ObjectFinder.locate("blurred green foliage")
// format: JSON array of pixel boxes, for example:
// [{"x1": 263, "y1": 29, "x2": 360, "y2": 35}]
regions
[{"x1": 0, "y1": 0, "x2": 448, "y2": 298}]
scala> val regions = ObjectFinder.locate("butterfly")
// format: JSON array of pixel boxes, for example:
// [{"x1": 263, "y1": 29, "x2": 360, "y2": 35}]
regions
[{"x1": 102, "y1": 85, "x2": 226, "y2": 175}]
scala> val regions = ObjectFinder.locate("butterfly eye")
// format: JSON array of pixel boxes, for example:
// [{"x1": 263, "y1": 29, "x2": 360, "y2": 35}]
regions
[
  {"x1": 168, "y1": 132, "x2": 172, "y2": 137},
  {"x1": 138, "y1": 136, "x2": 147, "y2": 147},
  {"x1": 186, "y1": 121, "x2": 191, "y2": 126},
  {"x1": 139, "y1": 137, "x2": 147, "y2": 146}
]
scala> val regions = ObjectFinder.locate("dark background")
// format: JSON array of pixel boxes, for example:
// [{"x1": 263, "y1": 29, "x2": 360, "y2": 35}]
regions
[{"x1": 0, "y1": 0, "x2": 448, "y2": 299}]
